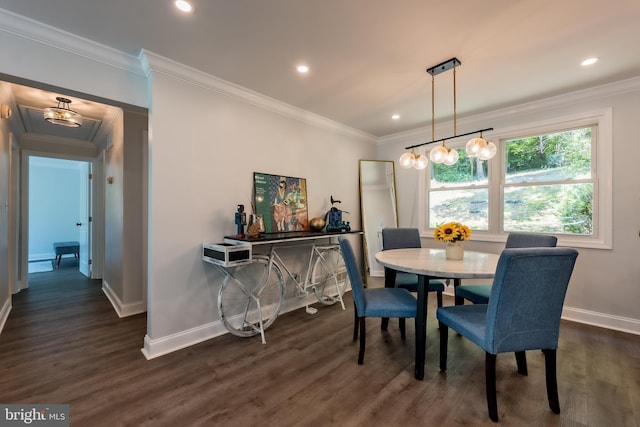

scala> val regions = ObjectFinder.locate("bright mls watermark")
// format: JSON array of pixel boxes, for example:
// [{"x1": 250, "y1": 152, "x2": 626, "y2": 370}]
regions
[{"x1": 1, "y1": 405, "x2": 69, "y2": 426}]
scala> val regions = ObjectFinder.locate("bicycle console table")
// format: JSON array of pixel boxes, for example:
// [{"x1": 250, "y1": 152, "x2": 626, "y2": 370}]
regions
[
  {"x1": 222, "y1": 230, "x2": 360, "y2": 245},
  {"x1": 203, "y1": 230, "x2": 362, "y2": 344}
]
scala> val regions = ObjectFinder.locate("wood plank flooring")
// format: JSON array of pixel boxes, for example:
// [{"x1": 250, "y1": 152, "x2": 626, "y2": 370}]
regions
[{"x1": 1, "y1": 266, "x2": 639, "y2": 426}]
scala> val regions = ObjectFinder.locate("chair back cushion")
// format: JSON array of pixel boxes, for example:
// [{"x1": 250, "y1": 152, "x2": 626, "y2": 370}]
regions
[
  {"x1": 339, "y1": 237, "x2": 366, "y2": 312},
  {"x1": 505, "y1": 232, "x2": 557, "y2": 248},
  {"x1": 486, "y1": 247, "x2": 578, "y2": 353},
  {"x1": 382, "y1": 228, "x2": 421, "y2": 250}
]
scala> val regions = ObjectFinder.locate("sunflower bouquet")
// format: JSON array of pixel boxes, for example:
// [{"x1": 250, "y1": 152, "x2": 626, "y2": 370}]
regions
[{"x1": 433, "y1": 222, "x2": 472, "y2": 243}]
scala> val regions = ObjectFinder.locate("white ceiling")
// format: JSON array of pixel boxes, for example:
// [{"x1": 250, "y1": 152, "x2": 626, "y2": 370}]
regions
[{"x1": 1, "y1": 0, "x2": 640, "y2": 138}]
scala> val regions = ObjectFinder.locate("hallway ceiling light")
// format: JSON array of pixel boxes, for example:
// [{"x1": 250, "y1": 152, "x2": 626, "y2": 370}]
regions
[
  {"x1": 581, "y1": 57, "x2": 599, "y2": 66},
  {"x1": 175, "y1": 1, "x2": 193, "y2": 13},
  {"x1": 400, "y1": 58, "x2": 494, "y2": 168},
  {"x1": 43, "y1": 97, "x2": 83, "y2": 128}
]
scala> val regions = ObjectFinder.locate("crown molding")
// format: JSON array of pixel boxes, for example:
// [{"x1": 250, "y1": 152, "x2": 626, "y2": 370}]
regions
[
  {"x1": 379, "y1": 75, "x2": 640, "y2": 146},
  {"x1": 140, "y1": 50, "x2": 376, "y2": 142},
  {"x1": 0, "y1": 8, "x2": 144, "y2": 77},
  {"x1": 464, "y1": 75, "x2": 640, "y2": 124}
]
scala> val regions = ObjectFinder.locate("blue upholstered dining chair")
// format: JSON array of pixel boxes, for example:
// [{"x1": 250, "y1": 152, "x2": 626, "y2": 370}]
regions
[
  {"x1": 381, "y1": 228, "x2": 445, "y2": 308},
  {"x1": 455, "y1": 232, "x2": 558, "y2": 305},
  {"x1": 339, "y1": 237, "x2": 417, "y2": 365},
  {"x1": 437, "y1": 247, "x2": 578, "y2": 422}
]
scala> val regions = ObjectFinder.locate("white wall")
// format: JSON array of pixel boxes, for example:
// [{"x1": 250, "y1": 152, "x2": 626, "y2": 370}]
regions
[
  {"x1": 103, "y1": 109, "x2": 146, "y2": 316},
  {"x1": 378, "y1": 78, "x2": 640, "y2": 334},
  {"x1": 104, "y1": 111, "x2": 125, "y2": 305},
  {"x1": 142, "y1": 53, "x2": 376, "y2": 357},
  {"x1": 0, "y1": 84, "x2": 11, "y2": 330}
]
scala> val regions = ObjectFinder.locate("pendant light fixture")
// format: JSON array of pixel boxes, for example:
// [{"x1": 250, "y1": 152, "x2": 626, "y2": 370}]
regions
[
  {"x1": 43, "y1": 97, "x2": 83, "y2": 128},
  {"x1": 399, "y1": 58, "x2": 495, "y2": 168}
]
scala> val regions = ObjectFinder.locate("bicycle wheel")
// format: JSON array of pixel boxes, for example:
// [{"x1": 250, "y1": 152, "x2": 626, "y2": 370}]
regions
[
  {"x1": 218, "y1": 255, "x2": 285, "y2": 337},
  {"x1": 311, "y1": 246, "x2": 349, "y2": 306}
]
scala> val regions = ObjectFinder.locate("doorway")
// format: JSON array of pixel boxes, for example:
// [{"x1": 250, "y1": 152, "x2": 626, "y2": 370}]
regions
[
  {"x1": 27, "y1": 156, "x2": 92, "y2": 278},
  {"x1": 18, "y1": 151, "x2": 99, "y2": 293}
]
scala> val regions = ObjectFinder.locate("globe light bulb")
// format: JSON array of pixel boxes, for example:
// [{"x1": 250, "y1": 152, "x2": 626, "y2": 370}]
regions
[
  {"x1": 478, "y1": 141, "x2": 497, "y2": 160},
  {"x1": 443, "y1": 148, "x2": 459, "y2": 165},
  {"x1": 414, "y1": 153, "x2": 429, "y2": 170},
  {"x1": 429, "y1": 144, "x2": 448, "y2": 163},
  {"x1": 399, "y1": 151, "x2": 416, "y2": 168},
  {"x1": 466, "y1": 137, "x2": 486, "y2": 157}
]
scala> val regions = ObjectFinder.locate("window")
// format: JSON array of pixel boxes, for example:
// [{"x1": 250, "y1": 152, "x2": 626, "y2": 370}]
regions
[
  {"x1": 423, "y1": 110, "x2": 612, "y2": 248},
  {"x1": 429, "y1": 151, "x2": 490, "y2": 230},
  {"x1": 503, "y1": 128, "x2": 593, "y2": 235}
]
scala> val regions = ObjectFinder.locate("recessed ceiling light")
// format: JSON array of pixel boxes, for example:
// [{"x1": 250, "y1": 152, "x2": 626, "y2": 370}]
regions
[
  {"x1": 175, "y1": 1, "x2": 193, "y2": 13},
  {"x1": 297, "y1": 65, "x2": 309, "y2": 73},
  {"x1": 391, "y1": 114, "x2": 400, "y2": 120},
  {"x1": 581, "y1": 57, "x2": 598, "y2": 66}
]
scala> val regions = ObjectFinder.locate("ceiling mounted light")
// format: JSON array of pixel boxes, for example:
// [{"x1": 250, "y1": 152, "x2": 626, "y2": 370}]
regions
[
  {"x1": 400, "y1": 58, "x2": 494, "y2": 168},
  {"x1": 175, "y1": 1, "x2": 193, "y2": 13},
  {"x1": 43, "y1": 97, "x2": 83, "y2": 128}
]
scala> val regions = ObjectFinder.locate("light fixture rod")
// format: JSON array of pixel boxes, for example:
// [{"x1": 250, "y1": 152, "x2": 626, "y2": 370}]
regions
[{"x1": 404, "y1": 127, "x2": 494, "y2": 150}]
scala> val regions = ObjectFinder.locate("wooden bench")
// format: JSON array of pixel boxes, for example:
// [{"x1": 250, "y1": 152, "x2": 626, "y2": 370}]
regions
[{"x1": 53, "y1": 241, "x2": 80, "y2": 267}]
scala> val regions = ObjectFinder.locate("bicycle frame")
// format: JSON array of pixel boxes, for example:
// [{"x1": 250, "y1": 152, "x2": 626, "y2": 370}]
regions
[{"x1": 264, "y1": 241, "x2": 329, "y2": 314}]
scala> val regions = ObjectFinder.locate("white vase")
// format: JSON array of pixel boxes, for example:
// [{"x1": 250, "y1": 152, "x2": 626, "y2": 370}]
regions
[{"x1": 446, "y1": 241, "x2": 464, "y2": 260}]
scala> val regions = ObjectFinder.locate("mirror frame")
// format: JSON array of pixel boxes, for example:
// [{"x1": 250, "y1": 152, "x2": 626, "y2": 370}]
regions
[{"x1": 358, "y1": 160, "x2": 399, "y2": 277}]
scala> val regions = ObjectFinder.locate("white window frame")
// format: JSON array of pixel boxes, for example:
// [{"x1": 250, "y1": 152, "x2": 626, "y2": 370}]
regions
[{"x1": 420, "y1": 108, "x2": 612, "y2": 249}]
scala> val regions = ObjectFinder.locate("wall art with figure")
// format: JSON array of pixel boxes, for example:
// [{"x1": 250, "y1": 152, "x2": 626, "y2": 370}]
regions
[{"x1": 253, "y1": 172, "x2": 309, "y2": 233}]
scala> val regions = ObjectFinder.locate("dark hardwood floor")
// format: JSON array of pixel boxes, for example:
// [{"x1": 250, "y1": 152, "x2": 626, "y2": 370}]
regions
[{"x1": 1, "y1": 264, "x2": 639, "y2": 426}]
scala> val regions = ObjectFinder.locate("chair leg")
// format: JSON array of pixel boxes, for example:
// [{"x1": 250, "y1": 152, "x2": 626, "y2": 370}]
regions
[
  {"x1": 353, "y1": 302, "x2": 358, "y2": 341},
  {"x1": 515, "y1": 351, "x2": 528, "y2": 375},
  {"x1": 439, "y1": 323, "x2": 448, "y2": 371},
  {"x1": 358, "y1": 317, "x2": 366, "y2": 365},
  {"x1": 399, "y1": 318, "x2": 406, "y2": 340},
  {"x1": 486, "y1": 352, "x2": 499, "y2": 422},
  {"x1": 543, "y1": 349, "x2": 561, "y2": 414},
  {"x1": 436, "y1": 290, "x2": 443, "y2": 308},
  {"x1": 381, "y1": 317, "x2": 389, "y2": 331}
]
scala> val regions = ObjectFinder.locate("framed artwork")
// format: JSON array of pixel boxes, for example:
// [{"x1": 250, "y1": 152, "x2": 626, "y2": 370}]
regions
[{"x1": 253, "y1": 172, "x2": 309, "y2": 233}]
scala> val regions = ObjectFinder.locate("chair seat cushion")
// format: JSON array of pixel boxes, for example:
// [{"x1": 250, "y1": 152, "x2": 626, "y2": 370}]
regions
[
  {"x1": 455, "y1": 284, "x2": 491, "y2": 304},
  {"x1": 437, "y1": 304, "x2": 489, "y2": 351},
  {"x1": 395, "y1": 272, "x2": 445, "y2": 293},
  {"x1": 363, "y1": 288, "x2": 417, "y2": 318}
]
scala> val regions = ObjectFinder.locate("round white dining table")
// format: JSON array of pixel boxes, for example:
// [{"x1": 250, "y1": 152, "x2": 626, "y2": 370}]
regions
[{"x1": 375, "y1": 248, "x2": 500, "y2": 380}]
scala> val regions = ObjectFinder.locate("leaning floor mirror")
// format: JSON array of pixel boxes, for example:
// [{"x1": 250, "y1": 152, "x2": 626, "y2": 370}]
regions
[{"x1": 359, "y1": 160, "x2": 399, "y2": 277}]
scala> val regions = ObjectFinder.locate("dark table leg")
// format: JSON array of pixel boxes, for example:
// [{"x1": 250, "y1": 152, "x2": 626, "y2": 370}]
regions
[
  {"x1": 453, "y1": 278, "x2": 464, "y2": 305},
  {"x1": 414, "y1": 274, "x2": 428, "y2": 380},
  {"x1": 381, "y1": 267, "x2": 397, "y2": 331}
]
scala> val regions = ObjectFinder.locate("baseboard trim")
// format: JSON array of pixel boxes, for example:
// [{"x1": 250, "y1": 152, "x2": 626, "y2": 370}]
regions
[
  {"x1": 444, "y1": 290, "x2": 640, "y2": 335},
  {"x1": 141, "y1": 321, "x2": 229, "y2": 360},
  {"x1": 562, "y1": 306, "x2": 640, "y2": 335},
  {"x1": 141, "y1": 290, "x2": 351, "y2": 360},
  {"x1": 0, "y1": 298, "x2": 11, "y2": 334},
  {"x1": 102, "y1": 280, "x2": 146, "y2": 318}
]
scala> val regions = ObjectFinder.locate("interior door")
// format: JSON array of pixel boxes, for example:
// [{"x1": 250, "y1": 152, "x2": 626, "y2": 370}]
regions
[{"x1": 78, "y1": 161, "x2": 91, "y2": 277}]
